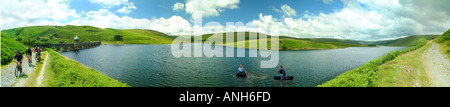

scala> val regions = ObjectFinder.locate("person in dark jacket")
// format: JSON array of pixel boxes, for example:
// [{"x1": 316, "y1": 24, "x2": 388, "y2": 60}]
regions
[
  {"x1": 277, "y1": 66, "x2": 286, "y2": 79},
  {"x1": 13, "y1": 50, "x2": 24, "y2": 69}
]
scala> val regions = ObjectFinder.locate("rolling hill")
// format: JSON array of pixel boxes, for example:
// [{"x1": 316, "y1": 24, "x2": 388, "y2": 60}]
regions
[
  {"x1": 374, "y1": 35, "x2": 439, "y2": 46},
  {"x1": 296, "y1": 35, "x2": 439, "y2": 47},
  {"x1": 1, "y1": 32, "x2": 27, "y2": 65},
  {"x1": 1, "y1": 25, "x2": 437, "y2": 50},
  {"x1": 186, "y1": 32, "x2": 366, "y2": 50},
  {"x1": 434, "y1": 29, "x2": 450, "y2": 57},
  {"x1": 1, "y1": 25, "x2": 174, "y2": 45},
  {"x1": 1, "y1": 26, "x2": 367, "y2": 50}
]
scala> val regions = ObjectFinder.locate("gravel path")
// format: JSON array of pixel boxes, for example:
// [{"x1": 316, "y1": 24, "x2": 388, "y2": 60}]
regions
[
  {"x1": 423, "y1": 41, "x2": 450, "y2": 87},
  {"x1": 36, "y1": 53, "x2": 49, "y2": 87},
  {"x1": 1, "y1": 53, "x2": 38, "y2": 87}
]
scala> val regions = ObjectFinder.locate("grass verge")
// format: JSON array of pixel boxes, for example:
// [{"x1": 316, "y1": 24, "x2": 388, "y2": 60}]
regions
[
  {"x1": 371, "y1": 42, "x2": 431, "y2": 87},
  {"x1": 46, "y1": 49, "x2": 129, "y2": 87},
  {"x1": 318, "y1": 41, "x2": 427, "y2": 87},
  {"x1": 433, "y1": 29, "x2": 450, "y2": 59},
  {"x1": 23, "y1": 52, "x2": 47, "y2": 87}
]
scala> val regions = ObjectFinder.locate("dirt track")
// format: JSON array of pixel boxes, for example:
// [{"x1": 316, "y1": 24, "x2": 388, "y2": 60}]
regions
[{"x1": 423, "y1": 41, "x2": 450, "y2": 87}]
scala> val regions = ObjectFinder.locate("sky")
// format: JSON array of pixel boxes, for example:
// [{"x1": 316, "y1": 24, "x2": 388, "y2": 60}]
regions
[{"x1": 1, "y1": 0, "x2": 449, "y2": 41}]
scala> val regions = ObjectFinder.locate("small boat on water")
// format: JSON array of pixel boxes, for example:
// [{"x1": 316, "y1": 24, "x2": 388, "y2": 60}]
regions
[
  {"x1": 236, "y1": 72, "x2": 247, "y2": 77},
  {"x1": 274, "y1": 76, "x2": 295, "y2": 80}
]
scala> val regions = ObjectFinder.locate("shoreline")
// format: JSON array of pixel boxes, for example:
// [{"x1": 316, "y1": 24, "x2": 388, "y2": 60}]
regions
[{"x1": 99, "y1": 42, "x2": 369, "y2": 51}]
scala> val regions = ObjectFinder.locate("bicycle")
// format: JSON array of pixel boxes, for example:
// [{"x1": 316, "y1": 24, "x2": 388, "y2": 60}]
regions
[
  {"x1": 14, "y1": 61, "x2": 23, "y2": 78},
  {"x1": 27, "y1": 55, "x2": 32, "y2": 67},
  {"x1": 36, "y1": 54, "x2": 41, "y2": 63}
]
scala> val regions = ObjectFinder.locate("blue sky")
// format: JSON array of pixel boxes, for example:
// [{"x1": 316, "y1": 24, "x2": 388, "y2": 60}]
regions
[
  {"x1": 1, "y1": 0, "x2": 449, "y2": 41},
  {"x1": 68, "y1": 0, "x2": 343, "y2": 25}
]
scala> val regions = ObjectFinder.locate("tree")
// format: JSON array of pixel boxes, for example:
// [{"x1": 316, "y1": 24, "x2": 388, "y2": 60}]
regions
[
  {"x1": 114, "y1": 34, "x2": 123, "y2": 41},
  {"x1": 54, "y1": 33, "x2": 59, "y2": 38},
  {"x1": 16, "y1": 37, "x2": 22, "y2": 41}
]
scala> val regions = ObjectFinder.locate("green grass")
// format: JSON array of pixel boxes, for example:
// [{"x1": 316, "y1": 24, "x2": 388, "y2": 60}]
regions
[
  {"x1": 300, "y1": 35, "x2": 438, "y2": 47},
  {"x1": 180, "y1": 32, "x2": 367, "y2": 50},
  {"x1": 4, "y1": 25, "x2": 434, "y2": 50},
  {"x1": 1, "y1": 25, "x2": 174, "y2": 45},
  {"x1": 1, "y1": 32, "x2": 27, "y2": 65},
  {"x1": 372, "y1": 42, "x2": 430, "y2": 87},
  {"x1": 434, "y1": 29, "x2": 450, "y2": 58},
  {"x1": 24, "y1": 52, "x2": 47, "y2": 87},
  {"x1": 318, "y1": 41, "x2": 427, "y2": 87},
  {"x1": 46, "y1": 49, "x2": 129, "y2": 87},
  {"x1": 379, "y1": 35, "x2": 439, "y2": 46}
]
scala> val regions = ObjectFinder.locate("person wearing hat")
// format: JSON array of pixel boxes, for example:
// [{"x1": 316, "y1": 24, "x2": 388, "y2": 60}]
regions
[
  {"x1": 25, "y1": 47, "x2": 32, "y2": 63},
  {"x1": 34, "y1": 47, "x2": 42, "y2": 61},
  {"x1": 13, "y1": 50, "x2": 24, "y2": 69}
]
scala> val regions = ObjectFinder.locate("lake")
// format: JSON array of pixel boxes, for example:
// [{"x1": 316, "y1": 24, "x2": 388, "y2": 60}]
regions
[{"x1": 59, "y1": 44, "x2": 407, "y2": 87}]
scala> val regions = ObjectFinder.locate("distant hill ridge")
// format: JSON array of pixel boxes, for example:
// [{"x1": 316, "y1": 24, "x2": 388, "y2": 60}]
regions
[{"x1": 1, "y1": 25, "x2": 438, "y2": 49}]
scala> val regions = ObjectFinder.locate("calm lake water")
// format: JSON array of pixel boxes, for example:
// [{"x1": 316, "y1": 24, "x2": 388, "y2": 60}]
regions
[{"x1": 59, "y1": 44, "x2": 407, "y2": 87}]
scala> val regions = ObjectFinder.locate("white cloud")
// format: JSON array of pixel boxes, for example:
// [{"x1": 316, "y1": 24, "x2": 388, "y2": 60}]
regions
[
  {"x1": 1, "y1": 0, "x2": 79, "y2": 30},
  {"x1": 280, "y1": 4, "x2": 297, "y2": 17},
  {"x1": 248, "y1": 0, "x2": 450, "y2": 40},
  {"x1": 68, "y1": 9, "x2": 193, "y2": 36},
  {"x1": 173, "y1": 2, "x2": 185, "y2": 11},
  {"x1": 117, "y1": 2, "x2": 136, "y2": 14},
  {"x1": 89, "y1": 0, "x2": 128, "y2": 8},
  {"x1": 272, "y1": 6, "x2": 282, "y2": 13},
  {"x1": 182, "y1": 0, "x2": 240, "y2": 19}
]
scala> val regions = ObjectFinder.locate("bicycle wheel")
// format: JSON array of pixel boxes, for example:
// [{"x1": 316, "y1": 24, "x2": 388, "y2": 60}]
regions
[{"x1": 15, "y1": 67, "x2": 20, "y2": 78}]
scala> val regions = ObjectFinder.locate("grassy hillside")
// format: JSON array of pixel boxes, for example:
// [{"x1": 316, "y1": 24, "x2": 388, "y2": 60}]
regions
[
  {"x1": 182, "y1": 32, "x2": 366, "y2": 50},
  {"x1": 1, "y1": 32, "x2": 27, "y2": 65},
  {"x1": 300, "y1": 35, "x2": 438, "y2": 47},
  {"x1": 46, "y1": 49, "x2": 129, "y2": 87},
  {"x1": 372, "y1": 42, "x2": 431, "y2": 87},
  {"x1": 2, "y1": 25, "x2": 434, "y2": 50},
  {"x1": 318, "y1": 41, "x2": 427, "y2": 87},
  {"x1": 434, "y1": 29, "x2": 450, "y2": 57},
  {"x1": 298, "y1": 38, "x2": 376, "y2": 45},
  {"x1": 377, "y1": 35, "x2": 439, "y2": 46},
  {"x1": 1, "y1": 25, "x2": 366, "y2": 50},
  {"x1": 1, "y1": 25, "x2": 174, "y2": 45}
]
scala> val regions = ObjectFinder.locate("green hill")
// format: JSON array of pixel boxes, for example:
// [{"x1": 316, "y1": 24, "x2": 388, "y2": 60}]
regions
[
  {"x1": 2, "y1": 25, "x2": 437, "y2": 50},
  {"x1": 1, "y1": 25, "x2": 174, "y2": 45},
  {"x1": 376, "y1": 35, "x2": 439, "y2": 46},
  {"x1": 181, "y1": 32, "x2": 366, "y2": 50},
  {"x1": 437, "y1": 29, "x2": 450, "y2": 43},
  {"x1": 1, "y1": 25, "x2": 366, "y2": 50},
  {"x1": 434, "y1": 29, "x2": 450, "y2": 57},
  {"x1": 297, "y1": 35, "x2": 439, "y2": 47},
  {"x1": 1, "y1": 32, "x2": 27, "y2": 65}
]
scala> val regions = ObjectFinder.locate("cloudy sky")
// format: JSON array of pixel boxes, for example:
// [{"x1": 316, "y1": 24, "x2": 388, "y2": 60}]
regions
[{"x1": 1, "y1": 0, "x2": 449, "y2": 41}]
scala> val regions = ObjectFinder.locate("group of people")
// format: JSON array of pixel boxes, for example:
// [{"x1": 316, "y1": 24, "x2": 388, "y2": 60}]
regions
[
  {"x1": 13, "y1": 47, "x2": 42, "y2": 69},
  {"x1": 235, "y1": 65, "x2": 286, "y2": 77}
]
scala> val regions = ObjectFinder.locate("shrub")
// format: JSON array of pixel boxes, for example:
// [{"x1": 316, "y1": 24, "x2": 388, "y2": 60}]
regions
[{"x1": 114, "y1": 34, "x2": 123, "y2": 41}]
